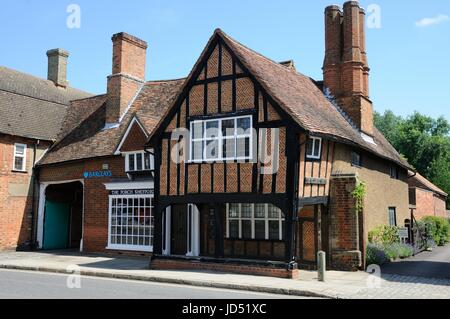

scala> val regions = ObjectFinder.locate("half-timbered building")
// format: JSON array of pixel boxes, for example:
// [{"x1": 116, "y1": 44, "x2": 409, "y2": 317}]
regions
[{"x1": 146, "y1": 2, "x2": 413, "y2": 278}]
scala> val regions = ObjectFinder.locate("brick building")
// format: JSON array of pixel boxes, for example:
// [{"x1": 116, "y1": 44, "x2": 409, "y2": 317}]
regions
[
  {"x1": 0, "y1": 50, "x2": 91, "y2": 251},
  {"x1": 408, "y1": 173, "x2": 448, "y2": 220},
  {"x1": 2, "y1": 1, "x2": 422, "y2": 277}
]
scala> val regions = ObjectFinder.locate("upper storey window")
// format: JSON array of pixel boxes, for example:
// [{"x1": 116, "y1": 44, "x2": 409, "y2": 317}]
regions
[
  {"x1": 306, "y1": 137, "x2": 322, "y2": 160},
  {"x1": 190, "y1": 115, "x2": 253, "y2": 162},
  {"x1": 13, "y1": 143, "x2": 27, "y2": 172},
  {"x1": 125, "y1": 152, "x2": 153, "y2": 172}
]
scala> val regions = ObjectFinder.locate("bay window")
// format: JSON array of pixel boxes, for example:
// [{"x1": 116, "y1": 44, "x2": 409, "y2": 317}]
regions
[
  {"x1": 226, "y1": 203, "x2": 285, "y2": 241},
  {"x1": 190, "y1": 115, "x2": 252, "y2": 162},
  {"x1": 125, "y1": 152, "x2": 152, "y2": 172}
]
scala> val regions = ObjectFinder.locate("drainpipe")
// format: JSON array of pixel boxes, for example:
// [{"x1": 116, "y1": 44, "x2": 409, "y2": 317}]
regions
[{"x1": 30, "y1": 140, "x2": 39, "y2": 250}]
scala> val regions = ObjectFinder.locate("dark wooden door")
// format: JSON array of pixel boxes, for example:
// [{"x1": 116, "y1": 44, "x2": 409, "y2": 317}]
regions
[{"x1": 171, "y1": 205, "x2": 187, "y2": 255}]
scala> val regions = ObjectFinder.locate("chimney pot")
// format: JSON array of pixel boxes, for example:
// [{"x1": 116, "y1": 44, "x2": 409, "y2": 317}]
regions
[{"x1": 46, "y1": 49, "x2": 69, "y2": 87}]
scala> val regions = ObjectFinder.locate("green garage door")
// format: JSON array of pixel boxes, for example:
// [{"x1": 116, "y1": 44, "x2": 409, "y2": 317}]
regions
[{"x1": 43, "y1": 200, "x2": 70, "y2": 250}]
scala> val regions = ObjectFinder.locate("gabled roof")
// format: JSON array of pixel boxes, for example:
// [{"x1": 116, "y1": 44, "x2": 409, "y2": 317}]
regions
[
  {"x1": 147, "y1": 29, "x2": 413, "y2": 171},
  {"x1": 409, "y1": 173, "x2": 447, "y2": 197},
  {"x1": 0, "y1": 66, "x2": 92, "y2": 141},
  {"x1": 38, "y1": 79, "x2": 184, "y2": 166}
]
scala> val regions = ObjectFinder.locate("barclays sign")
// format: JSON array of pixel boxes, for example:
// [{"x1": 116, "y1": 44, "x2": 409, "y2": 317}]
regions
[{"x1": 83, "y1": 170, "x2": 112, "y2": 179}]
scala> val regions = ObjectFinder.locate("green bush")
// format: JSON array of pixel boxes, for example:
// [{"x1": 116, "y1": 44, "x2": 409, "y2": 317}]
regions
[
  {"x1": 366, "y1": 243, "x2": 389, "y2": 266},
  {"x1": 421, "y1": 216, "x2": 450, "y2": 246},
  {"x1": 367, "y1": 225, "x2": 414, "y2": 265},
  {"x1": 368, "y1": 225, "x2": 400, "y2": 245},
  {"x1": 366, "y1": 242, "x2": 414, "y2": 265}
]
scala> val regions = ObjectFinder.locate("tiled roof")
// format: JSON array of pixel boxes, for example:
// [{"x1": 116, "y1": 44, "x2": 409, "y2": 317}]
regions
[
  {"x1": 409, "y1": 173, "x2": 447, "y2": 197},
  {"x1": 0, "y1": 66, "x2": 92, "y2": 140},
  {"x1": 216, "y1": 29, "x2": 413, "y2": 170},
  {"x1": 39, "y1": 29, "x2": 413, "y2": 171},
  {"x1": 38, "y1": 79, "x2": 184, "y2": 165}
]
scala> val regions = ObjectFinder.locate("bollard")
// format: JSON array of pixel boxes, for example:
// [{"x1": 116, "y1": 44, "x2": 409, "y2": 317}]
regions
[{"x1": 317, "y1": 251, "x2": 326, "y2": 282}]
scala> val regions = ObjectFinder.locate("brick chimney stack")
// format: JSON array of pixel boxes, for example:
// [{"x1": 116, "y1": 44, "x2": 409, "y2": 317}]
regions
[
  {"x1": 323, "y1": 1, "x2": 373, "y2": 137},
  {"x1": 106, "y1": 32, "x2": 148, "y2": 124},
  {"x1": 47, "y1": 49, "x2": 69, "y2": 88}
]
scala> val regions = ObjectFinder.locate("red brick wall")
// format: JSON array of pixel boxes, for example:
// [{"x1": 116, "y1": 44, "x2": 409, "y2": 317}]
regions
[
  {"x1": 0, "y1": 135, "x2": 51, "y2": 250},
  {"x1": 413, "y1": 188, "x2": 448, "y2": 219},
  {"x1": 106, "y1": 33, "x2": 147, "y2": 123},
  {"x1": 151, "y1": 259, "x2": 299, "y2": 279},
  {"x1": 119, "y1": 121, "x2": 148, "y2": 152},
  {"x1": 329, "y1": 174, "x2": 362, "y2": 270},
  {"x1": 39, "y1": 156, "x2": 127, "y2": 253}
]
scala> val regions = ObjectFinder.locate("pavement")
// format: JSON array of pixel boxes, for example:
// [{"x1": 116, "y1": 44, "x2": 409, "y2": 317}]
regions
[{"x1": 0, "y1": 250, "x2": 449, "y2": 299}]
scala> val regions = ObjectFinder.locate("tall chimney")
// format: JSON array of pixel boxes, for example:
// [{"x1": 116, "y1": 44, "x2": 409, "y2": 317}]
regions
[
  {"x1": 323, "y1": 1, "x2": 374, "y2": 137},
  {"x1": 106, "y1": 32, "x2": 147, "y2": 124},
  {"x1": 47, "y1": 49, "x2": 69, "y2": 87},
  {"x1": 323, "y1": 5, "x2": 343, "y2": 98}
]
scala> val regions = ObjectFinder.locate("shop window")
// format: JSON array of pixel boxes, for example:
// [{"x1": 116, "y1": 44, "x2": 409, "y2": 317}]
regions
[
  {"x1": 226, "y1": 203, "x2": 284, "y2": 241},
  {"x1": 108, "y1": 195, "x2": 154, "y2": 252}
]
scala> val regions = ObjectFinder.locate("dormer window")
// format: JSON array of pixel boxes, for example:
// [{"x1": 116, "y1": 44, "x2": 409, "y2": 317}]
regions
[
  {"x1": 125, "y1": 151, "x2": 152, "y2": 173},
  {"x1": 306, "y1": 137, "x2": 322, "y2": 160}
]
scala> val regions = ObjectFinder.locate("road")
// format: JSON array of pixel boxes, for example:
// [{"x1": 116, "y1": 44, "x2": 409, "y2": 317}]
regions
[
  {"x1": 381, "y1": 245, "x2": 450, "y2": 279},
  {"x1": 0, "y1": 269, "x2": 307, "y2": 299}
]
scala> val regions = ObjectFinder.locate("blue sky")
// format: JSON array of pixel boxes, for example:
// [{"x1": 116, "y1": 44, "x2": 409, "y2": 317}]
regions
[{"x1": 1, "y1": 0, "x2": 449, "y2": 120}]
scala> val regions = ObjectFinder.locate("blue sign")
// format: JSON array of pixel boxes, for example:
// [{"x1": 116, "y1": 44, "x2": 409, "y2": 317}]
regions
[{"x1": 83, "y1": 170, "x2": 112, "y2": 179}]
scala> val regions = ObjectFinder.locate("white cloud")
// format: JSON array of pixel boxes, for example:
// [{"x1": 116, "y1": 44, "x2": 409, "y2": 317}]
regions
[{"x1": 415, "y1": 14, "x2": 450, "y2": 27}]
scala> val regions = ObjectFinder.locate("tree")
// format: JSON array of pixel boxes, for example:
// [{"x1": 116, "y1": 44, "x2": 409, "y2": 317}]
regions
[{"x1": 375, "y1": 110, "x2": 450, "y2": 208}]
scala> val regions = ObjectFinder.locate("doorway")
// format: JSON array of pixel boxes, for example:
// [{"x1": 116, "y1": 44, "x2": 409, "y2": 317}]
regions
[
  {"x1": 42, "y1": 182, "x2": 83, "y2": 250},
  {"x1": 171, "y1": 204, "x2": 187, "y2": 255}
]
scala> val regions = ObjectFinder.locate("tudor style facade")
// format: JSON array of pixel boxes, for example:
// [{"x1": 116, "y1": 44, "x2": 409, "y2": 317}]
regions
[{"x1": 145, "y1": 1, "x2": 413, "y2": 277}]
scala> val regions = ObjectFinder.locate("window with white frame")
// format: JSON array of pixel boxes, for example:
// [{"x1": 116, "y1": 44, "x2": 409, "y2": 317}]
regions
[
  {"x1": 108, "y1": 195, "x2": 154, "y2": 251},
  {"x1": 226, "y1": 203, "x2": 285, "y2": 241},
  {"x1": 125, "y1": 152, "x2": 152, "y2": 172},
  {"x1": 13, "y1": 143, "x2": 27, "y2": 172},
  {"x1": 306, "y1": 137, "x2": 322, "y2": 160},
  {"x1": 190, "y1": 115, "x2": 252, "y2": 162}
]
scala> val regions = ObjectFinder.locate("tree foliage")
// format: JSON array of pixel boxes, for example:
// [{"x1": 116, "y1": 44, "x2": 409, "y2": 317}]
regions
[{"x1": 374, "y1": 111, "x2": 450, "y2": 208}]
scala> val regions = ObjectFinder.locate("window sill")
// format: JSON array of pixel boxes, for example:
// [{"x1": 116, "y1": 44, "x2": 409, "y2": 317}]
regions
[
  {"x1": 106, "y1": 245, "x2": 153, "y2": 253},
  {"x1": 11, "y1": 170, "x2": 28, "y2": 174},
  {"x1": 225, "y1": 238, "x2": 284, "y2": 243},
  {"x1": 351, "y1": 164, "x2": 362, "y2": 169}
]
